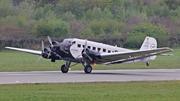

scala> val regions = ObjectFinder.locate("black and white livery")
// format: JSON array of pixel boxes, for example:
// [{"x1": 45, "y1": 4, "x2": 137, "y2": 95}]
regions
[{"x1": 5, "y1": 36, "x2": 173, "y2": 73}]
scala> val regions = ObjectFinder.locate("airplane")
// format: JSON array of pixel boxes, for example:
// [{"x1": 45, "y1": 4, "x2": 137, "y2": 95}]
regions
[{"x1": 5, "y1": 36, "x2": 173, "y2": 74}]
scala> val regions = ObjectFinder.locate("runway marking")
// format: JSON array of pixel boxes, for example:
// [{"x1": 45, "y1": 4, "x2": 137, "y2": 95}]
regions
[{"x1": 7, "y1": 74, "x2": 44, "y2": 76}]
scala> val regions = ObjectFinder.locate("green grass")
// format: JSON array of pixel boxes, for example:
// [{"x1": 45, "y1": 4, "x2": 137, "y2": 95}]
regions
[
  {"x1": 0, "y1": 48, "x2": 179, "y2": 72},
  {"x1": 0, "y1": 81, "x2": 180, "y2": 101}
]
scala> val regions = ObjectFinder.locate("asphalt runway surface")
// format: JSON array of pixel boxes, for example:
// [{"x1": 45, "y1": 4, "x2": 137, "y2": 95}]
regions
[{"x1": 1, "y1": 69, "x2": 180, "y2": 84}]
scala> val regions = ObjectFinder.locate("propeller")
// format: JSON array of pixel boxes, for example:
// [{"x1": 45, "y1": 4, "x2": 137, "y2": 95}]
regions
[
  {"x1": 82, "y1": 40, "x2": 93, "y2": 61},
  {"x1": 38, "y1": 37, "x2": 62, "y2": 62},
  {"x1": 47, "y1": 36, "x2": 63, "y2": 60}
]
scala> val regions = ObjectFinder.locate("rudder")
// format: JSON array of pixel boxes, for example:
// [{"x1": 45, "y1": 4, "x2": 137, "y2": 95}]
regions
[{"x1": 140, "y1": 36, "x2": 157, "y2": 60}]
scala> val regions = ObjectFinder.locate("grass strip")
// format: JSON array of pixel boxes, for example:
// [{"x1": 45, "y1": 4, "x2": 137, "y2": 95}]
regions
[{"x1": 0, "y1": 81, "x2": 180, "y2": 101}]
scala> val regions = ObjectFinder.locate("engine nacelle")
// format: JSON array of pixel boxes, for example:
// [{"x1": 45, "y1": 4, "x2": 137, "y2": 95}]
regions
[
  {"x1": 82, "y1": 48, "x2": 101, "y2": 61},
  {"x1": 52, "y1": 41, "x2": 60, "y2": 46},
  {"x1": 42, "y1": 47, "x2": 51, "y2": 59}
]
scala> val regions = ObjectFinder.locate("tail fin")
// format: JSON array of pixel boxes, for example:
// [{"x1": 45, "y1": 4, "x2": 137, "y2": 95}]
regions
[
  {"x1": 140, "y1": 36, "x2": 157, "y2": 50},
  {"x1": 140, "y1": 36, "x2": 157, "y2": 60}
]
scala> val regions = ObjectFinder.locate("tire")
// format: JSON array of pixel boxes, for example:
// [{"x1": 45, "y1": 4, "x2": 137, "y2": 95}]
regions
[
  {"x1": 84, "y1": 65, "x2": 92, "y2": 74},
  {"x1": 61, "y1": 64, "x2": 68, "y2": 73}
]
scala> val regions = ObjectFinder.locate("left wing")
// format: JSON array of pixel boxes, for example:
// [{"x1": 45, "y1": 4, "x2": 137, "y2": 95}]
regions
[
  {"x1": 96, "y1": 47, "x2": 173, "y2": 64},
  {"x1": 5, "y1": 47, "x2": 41, "y2": 55}
]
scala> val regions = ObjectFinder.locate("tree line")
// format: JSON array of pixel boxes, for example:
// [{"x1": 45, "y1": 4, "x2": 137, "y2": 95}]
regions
[{"x1": 0, "y1": 0, "x2": 180, "y2": 48}]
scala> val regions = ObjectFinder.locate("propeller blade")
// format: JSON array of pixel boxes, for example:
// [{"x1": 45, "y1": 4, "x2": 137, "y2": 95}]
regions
[
  {"x1": 85, "y1": 40, "x2": 87, "y2": 48},
  {"x1": 37, "y1": 56, "x2": 42, "y2": 62},
  {"x1": 83, "y1": 40, "x2": 93, "y2": 61},
  {"x1": 47, "y1": 52, "x2": 51, "y2": 58},
  {"x1": 84, "y1": 40, "x2": 87, "y2": 54},
  {"x1": 84, "y1": 52, "x2": 93, "y2": 61},
  {"x1": 47, "y1": 36, "x2": 53, "y2": 47},
  {"x1": 41, "y1": 41, "x2": 44, "y2": 53},
  {"x1": 60, "y1": 47, "x2": 68, "y2": 54}
]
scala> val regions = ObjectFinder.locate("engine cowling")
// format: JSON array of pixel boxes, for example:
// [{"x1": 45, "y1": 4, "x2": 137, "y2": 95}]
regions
[
  {"x1": 42, "y1": 47, "x2": 51, "y2": 58},
  {"x1": 82, "y1": 48, "x2": 101, "y2": 61},
  {"x1": 52, "y1": 41, "x2": 60, "y2": 46},
  {"x1": 42, "y1": 47, "x2": 61, "y2": 62}
]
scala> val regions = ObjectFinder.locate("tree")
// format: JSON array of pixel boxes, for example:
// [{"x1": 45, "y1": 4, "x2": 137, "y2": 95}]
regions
[
  {"x1": 0, "y1": 0, "x2": 17, "y2": 18},
  {"x1": 125, "y1": 23, "x2": 170, "y2": 48},
  {"x1": 35, "y1": 19, "x2": 70, "y2": 37},
  {"x1": 165, "y1": 0, "x2": 180, "y2": 10}
]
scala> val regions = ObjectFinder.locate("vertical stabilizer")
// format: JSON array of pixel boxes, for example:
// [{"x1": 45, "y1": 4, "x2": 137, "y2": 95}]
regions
[
  {"x1": 140, "y1": 36, "x2": 157, "y2": 60},
  {"x1": 140, "y1": 36, "x2": 157, "y2": 50}
]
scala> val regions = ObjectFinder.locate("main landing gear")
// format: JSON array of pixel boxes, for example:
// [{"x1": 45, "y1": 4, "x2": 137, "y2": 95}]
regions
[
  {"x1": 61, "y1": 61, "x2": 71, "y2": 73},
  {"x1": 81, "y1": 60, "x2": 92, "y2": 74},
  {"x1": 60, "y1": 61, "x2": 92, "y2": 74}
]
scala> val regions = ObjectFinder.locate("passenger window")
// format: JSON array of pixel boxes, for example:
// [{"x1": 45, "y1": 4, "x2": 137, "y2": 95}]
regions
[
  {"x1": 103, "y1": 49, "x2": 106, "y2": 52},
  {"x1": 108, "y1": 50, "x2": 111, "y2": 53},
  {"x1": 98, "y1": 48, "x2": 101, "y2": 51},
  {"x1": 83, "y1": 45, "x2": 85, "y2": 48},
  {"x1": 115, "y1": 50, "x2": 118, "y2": 52},
  {"x1": 93, "y1": 47, "x2": 96, "y2": 50},
  {"x1": 88, "y1": 46, "x2": 91, "y2": 49},
  {"x1": 77, "y1": 44, "x2": 81, "y2": 48}
]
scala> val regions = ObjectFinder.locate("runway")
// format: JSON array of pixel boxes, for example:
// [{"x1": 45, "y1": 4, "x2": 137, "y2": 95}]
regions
[{"x1": 1, "y1": 69, "x2": 180, "y2": 84}]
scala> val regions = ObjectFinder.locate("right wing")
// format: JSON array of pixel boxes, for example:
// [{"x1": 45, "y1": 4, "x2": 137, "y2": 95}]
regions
[
  {"x1": 5, "y1": 47, "x2": 41, "y2": 55},
  {"x1": 95, "y1": 47, "x2": 173, "y2": 64}
]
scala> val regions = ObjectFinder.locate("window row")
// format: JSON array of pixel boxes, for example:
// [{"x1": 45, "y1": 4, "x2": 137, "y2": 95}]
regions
[{"x1": 77, "y1": 44, "x2": 118, "y2": 53}]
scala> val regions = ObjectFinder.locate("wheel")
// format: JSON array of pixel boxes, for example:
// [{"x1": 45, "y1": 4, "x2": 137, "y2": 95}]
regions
[
  {"x1": 61, "y1": 64, "x2": 68, "y2": 73},
  {"x1": 84, "y1": 65, "x2": 92, "y2": 74},
  {"x1": 146, "y1": 62, "x2": 150, "y2": 66},
  {"x1": 51, "y1": 59, "x2": 55, "y2": 62}
]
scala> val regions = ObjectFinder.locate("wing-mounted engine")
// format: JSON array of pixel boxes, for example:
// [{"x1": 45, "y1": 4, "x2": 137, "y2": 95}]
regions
[
  {"x1": 42, "y1": 47, "x2": 51, "y2": 59},
  {"x1": 52, "y1": 41, "x2": 60, "y2": 47},
  {"x1": 41, "y1": 38, "x2": 62, "y2": 62},
  {"x1": 82, "y1": 48, "x2": 101, "y2": 62},
  {"x1": 81, "y1": 40, "x2": 101, "y2": 62}
]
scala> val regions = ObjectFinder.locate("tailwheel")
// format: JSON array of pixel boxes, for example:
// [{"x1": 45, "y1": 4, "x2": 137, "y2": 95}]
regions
[
  {"x1": 61, "y1": 64, "x2": 69, "y2": 73},
  {"x1": 146, "y1": 62, "x2": 150, "y2": 66},
  {"x1": 84, "y1": 65, "x2": 92, "y2": 74}
]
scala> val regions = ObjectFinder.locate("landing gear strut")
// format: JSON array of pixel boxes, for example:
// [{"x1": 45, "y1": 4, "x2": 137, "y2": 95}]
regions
[{"x1": 61, "y1": 61, "x2": 71, "y2": 73}]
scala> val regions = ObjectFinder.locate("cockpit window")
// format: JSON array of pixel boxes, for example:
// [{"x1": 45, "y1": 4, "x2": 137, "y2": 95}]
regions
[{"x1": 72, "y1": 41, "x2": 76, "y2": 44}]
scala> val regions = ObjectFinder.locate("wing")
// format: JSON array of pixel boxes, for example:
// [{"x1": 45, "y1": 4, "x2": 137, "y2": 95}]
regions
[
  {"x1": 96, "y1": 47, "x2": 173, "y2": 64},
  {"x1": 5, "y1": 47, "x2": 41, "y2": 55}
]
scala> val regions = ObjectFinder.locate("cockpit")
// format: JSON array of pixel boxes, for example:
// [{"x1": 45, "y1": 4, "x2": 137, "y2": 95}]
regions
[{"x1": 62, "y1": 38, "x2": 76, "y2": 44}]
